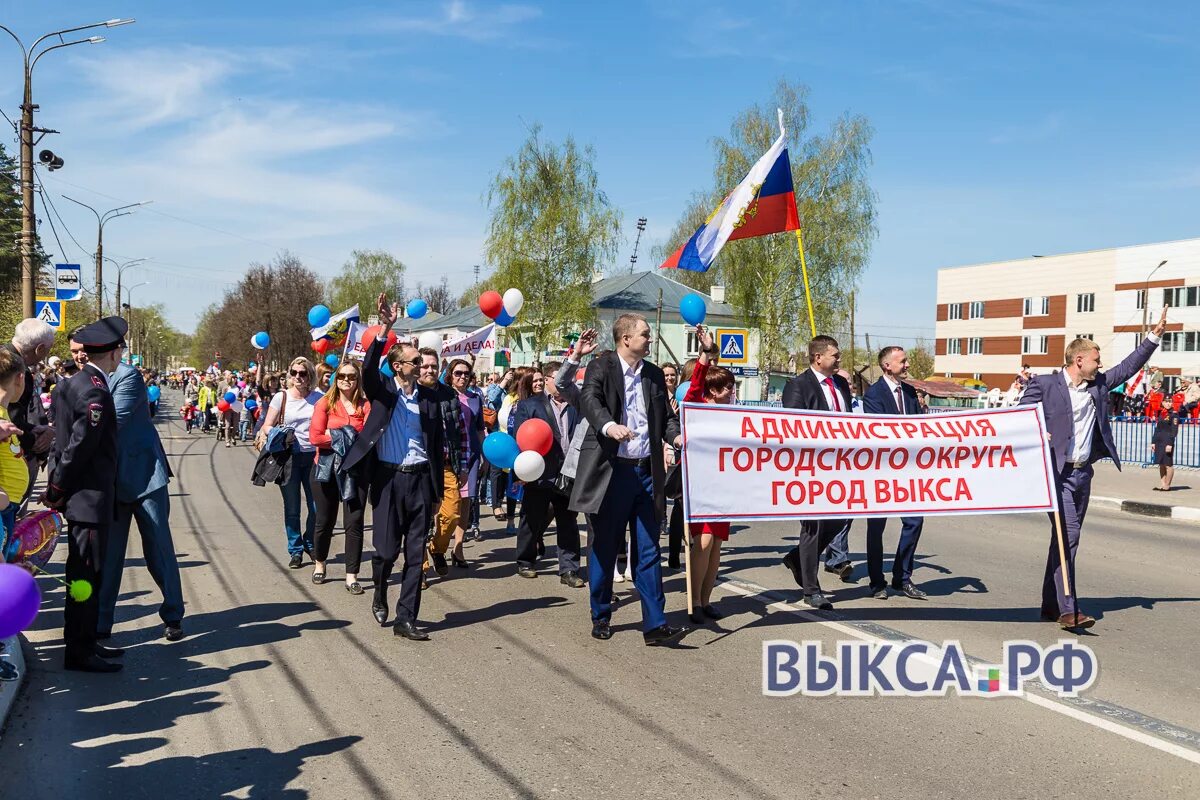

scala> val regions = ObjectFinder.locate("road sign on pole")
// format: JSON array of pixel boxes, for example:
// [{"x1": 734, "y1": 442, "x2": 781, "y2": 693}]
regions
[
  {"x1": 55, "y1": 263, "x2": 81, "y2": 301},
  {"x1": 34, "y1": 297, "x2": 64, "y2": 331},
  {"x1": 716, "y1": 329, "x2": 749, "y2": 364}
]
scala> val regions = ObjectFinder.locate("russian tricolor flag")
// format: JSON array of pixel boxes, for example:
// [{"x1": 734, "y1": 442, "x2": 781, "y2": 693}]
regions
[{"x1": 661, "y1": 110, "x2": 800, "y2": 272}]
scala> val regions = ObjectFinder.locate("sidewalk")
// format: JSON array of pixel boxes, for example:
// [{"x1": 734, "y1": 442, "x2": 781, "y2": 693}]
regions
[
  {"x1": 0, "y1": 635, "x2": 26, "y2": 738},
  {"x1": 1090, "y1": 461, "x2": 1200, "y2": 523}
]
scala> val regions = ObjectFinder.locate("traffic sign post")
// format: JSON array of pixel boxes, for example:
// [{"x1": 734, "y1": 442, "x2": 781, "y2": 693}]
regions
[
  {"x1": 55, "y1": 264, "x2": 82, "y2": 301},
  {"x1": 716, "y1": 329, "x2": 748, "y2": 364},
  {"x1": 34, "y1": 297, "x2": 65, "y2": 331}
]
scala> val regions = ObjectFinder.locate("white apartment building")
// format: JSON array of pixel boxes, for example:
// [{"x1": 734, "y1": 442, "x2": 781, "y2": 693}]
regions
[{"x1": 934, "y1": 236, "x2": 1200, "y2": 390}]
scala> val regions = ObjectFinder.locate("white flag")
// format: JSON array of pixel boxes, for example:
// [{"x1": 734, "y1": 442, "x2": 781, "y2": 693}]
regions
[{"x1": 441, "y1": 323, "x2": 497, "y2": 357}]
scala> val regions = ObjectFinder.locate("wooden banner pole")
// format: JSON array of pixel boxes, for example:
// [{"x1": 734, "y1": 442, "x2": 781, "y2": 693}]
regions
[{"x1": 795, "y1": 228, "x2": 817, "y2": 338}]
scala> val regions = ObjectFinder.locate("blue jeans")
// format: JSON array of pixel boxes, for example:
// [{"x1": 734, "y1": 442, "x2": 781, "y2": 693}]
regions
[
  {"x1": 280, "y1": 452, "x2": 316, "y2": 556},
  {"x1": 100, "y1": 485, "x2": 185, "y2": 631},
  {"x1": 821, "y1": 519, "x2": 852, "y2": 567}
]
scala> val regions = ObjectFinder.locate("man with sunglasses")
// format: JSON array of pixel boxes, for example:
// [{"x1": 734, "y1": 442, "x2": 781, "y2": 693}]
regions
[
  {"x1": 342, "y1": 294, "x2": 447, "y2": 642},
  {"x1": 417, "y1": 346, "x2": 463, "y2": 580}
]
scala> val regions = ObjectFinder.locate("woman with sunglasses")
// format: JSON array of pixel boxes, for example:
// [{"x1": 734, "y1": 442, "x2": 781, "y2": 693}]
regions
[
  {"x1": 446, "y1": 359, "x2": 485, "y2": 566},
  {"x1": 261, "y1": 357, "x2": 324, "y2": 569},
  {"x1": 309, "y1": 360, "x2": 371, "y2": 591}
]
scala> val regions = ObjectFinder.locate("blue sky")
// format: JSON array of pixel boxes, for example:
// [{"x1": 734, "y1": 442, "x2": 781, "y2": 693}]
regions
[{"x1": 2, "y1": 1, "x2": 1198, "y2": 345}]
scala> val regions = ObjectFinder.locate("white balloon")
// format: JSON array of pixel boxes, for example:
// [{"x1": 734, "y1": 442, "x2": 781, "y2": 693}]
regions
[
  {"x1": 502, "y1": 288, "x2": 525, "y2": 317},
  {"x1": 513, "y1": 450, "x2": 545, "y2": 482},
  {"x1": 418, "y1": 332, "x2": 443, "y2": 353}
]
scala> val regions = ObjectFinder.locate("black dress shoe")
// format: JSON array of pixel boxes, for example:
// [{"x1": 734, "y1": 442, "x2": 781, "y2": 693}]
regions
[
  {"x1": 701, "y1": 604, "x2": 723, "y2": 620},
  {"x1": 781, "y1": 550, "x2": 803, "y2": 587},
  {"x1": 644, "y1": 624, "x2": 687, "y2": 646},
  {"x1": 559, "y1": 571, "x2": 585, "y2": 588},
  {"x1": 431, "y1": 552, "x2": 449, "y2": 576},
  {"x1": 824, "y1": 561, "x2": 853, "y2": 581},
  {"x1": 871, "y1": 585, "x2": 889, "y2": 600},
  {"x1": 591, "y1": 622, "x2": 612, "y2": 640},
  {"x1": 517, "y1": 566, "x2": 537, "y2": 579},
  {"x1": 94, "y1": 644, "x2": 124, "y2": 658},
  {"x1": 393, "y1": 620, "x2": 430, "y2": 641},
  {"x1": 164, "y1": 624, "x2": 185, "y2": 642},
  {"x1": 893, "y1": 581, "x2": 928, "y2": 600},
  {"x1": 802, "y1": 593, "x2": 834, "y2": 611},
  {"x1": 288, "y1": 554, "x2": 303, "y2": 569},
  {"x1": 372, "y1": 603, "x2": 389, "y2": 626},
  {"x1": 64, "y1": 654, "x2": 123, "y2": 673}
]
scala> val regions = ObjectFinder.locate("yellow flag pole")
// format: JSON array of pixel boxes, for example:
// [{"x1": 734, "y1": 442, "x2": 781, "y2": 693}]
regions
[{"x1": 795, "y1": 227, "x2": 816, "y2": 338}]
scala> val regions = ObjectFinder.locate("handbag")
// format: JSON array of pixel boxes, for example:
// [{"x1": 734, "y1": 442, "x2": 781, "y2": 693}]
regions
[{"x1": 664, "y1": 463, "x2": 682, "y2": 500}]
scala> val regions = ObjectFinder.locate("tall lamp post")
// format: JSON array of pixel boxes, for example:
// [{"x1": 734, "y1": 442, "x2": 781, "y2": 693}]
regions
[
  {"x1": 1142, "y1": 259, "x2": 1169, "y2": 336},
  {"x1": 106, "y1": 256, "x2": 146, "y2": 317},
  {"x1": 63, "y1": 196, "x2": 151, "y2": 317},
  {"x1": 0, "y1": 18, "x2": 135, "y2": 318},
  {"x1": 122, "y1": 280, "x2": 149, "y2": 363}
]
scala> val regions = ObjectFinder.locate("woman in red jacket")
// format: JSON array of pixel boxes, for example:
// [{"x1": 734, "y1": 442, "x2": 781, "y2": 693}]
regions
[
  {"x1": 309, "y1": 360, "x2": 371, "y2": 593},
  {"x1": 684, "y1": 325, "x2": 735, "y2": 624}
]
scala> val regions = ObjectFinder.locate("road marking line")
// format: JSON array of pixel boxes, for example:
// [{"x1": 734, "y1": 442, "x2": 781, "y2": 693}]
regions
[{"x1": 714, "y1": 575, "x2": 1200, "y2": 767}]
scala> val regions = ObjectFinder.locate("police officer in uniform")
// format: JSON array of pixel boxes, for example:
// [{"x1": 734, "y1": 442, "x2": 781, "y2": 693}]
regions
[{"x1": 43, "y1": 318, "x2": 126, "y2": 673}]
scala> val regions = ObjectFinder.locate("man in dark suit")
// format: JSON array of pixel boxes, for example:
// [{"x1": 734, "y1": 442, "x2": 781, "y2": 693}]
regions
[
  {"x1": 781, "y1": 335, "x2": 852, "y2": 610},
  {"x1": 512, "y1": 361, "x2": 584, "y2": 586},
  {"x1": 1020, "y1": 307, "x2": 1167, "y2": 631},
  {"x1": 44, "y1": 318, "x2": 126, "y2": 672},
  {"x1": 863, "y1": 346, "x2": 926, "y2": 600},
  {"x1": 570, "y1": 313, "x2": 683, "y2": 645},
  {"x1": 342, "y1": 294, "x2": 445, "y2": 642}
]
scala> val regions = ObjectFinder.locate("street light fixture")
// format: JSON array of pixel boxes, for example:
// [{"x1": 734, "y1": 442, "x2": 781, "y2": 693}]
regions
[
  {"x1": 105, "y1": 256, "x2": 147, "y2": 317},
  {"x1": 0, "y1": 18, "x2": 136, "y2": 318},
  {"x1": 62, "y1": 196, "x2": 152, "y2": 317},
  {"x1": 1142, "y1": 259, "x2": 1169, "y2": 337}
]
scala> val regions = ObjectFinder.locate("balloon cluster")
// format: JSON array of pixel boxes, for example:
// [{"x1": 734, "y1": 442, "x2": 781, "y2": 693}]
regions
[
  {"x1": 481, "y1": 418, "x2": 553, "y2": 482},
  {"x1": 478, "y1": 288, "x2": 524, "y2": 327},
  {"x1": 308, "y1": 304, "x2": 351, "y2": 368}
]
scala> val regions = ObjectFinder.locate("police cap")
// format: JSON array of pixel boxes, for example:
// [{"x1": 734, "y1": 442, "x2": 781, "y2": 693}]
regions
[{"x1": 71, "y1": 316, "x2": 128, "y2": 354}]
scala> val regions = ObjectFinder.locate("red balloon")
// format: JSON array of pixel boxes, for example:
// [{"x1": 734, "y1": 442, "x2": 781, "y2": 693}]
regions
[
  {"x1": 311, "y1": 338, "x2": 330, "y2": 354},
  {"x1": 216, "y1": 399, "x2": 231, "y2": 412},
  {"x1": 358, "y1": 324, "x2": 397, "y2": 358},
  {"x1": 516, "y1": 418, "x2": 554, "y2": 457},
  {"x1": 479, "y1": 290, "x2": 504, "y2": 320}
]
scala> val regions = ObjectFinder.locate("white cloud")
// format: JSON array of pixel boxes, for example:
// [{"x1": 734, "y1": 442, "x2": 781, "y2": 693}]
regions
[{"x1": 375, "y1": 1, "x2": 543, "y2": 42}]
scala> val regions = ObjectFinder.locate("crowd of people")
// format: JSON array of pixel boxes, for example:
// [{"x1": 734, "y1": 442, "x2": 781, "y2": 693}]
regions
[{"x1": 0, "y1": 297, "x2": 1175, "y2": 670}]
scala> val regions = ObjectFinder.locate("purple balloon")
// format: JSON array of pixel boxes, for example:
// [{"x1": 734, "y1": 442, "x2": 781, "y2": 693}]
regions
[{"x1": 0, "y1": 564, "x2": 41, "y2": 639}]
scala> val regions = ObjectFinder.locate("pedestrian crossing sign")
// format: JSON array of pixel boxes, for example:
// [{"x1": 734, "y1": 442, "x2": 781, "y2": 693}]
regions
[
  {"x1": 716, "y1": 329, "x2": 748, "y2": 364},
  {"x1": 35, "y1": 297, "x2": 64, "y2": 331}
]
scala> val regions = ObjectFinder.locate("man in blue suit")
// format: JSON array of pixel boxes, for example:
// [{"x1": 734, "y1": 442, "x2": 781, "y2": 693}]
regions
[
  {"x1": 863, "y1": 347, "x2": 927, "y2": 600},
  {"x1": 99, "y1": 357, "x2": 185, "y2": 642},
  {"x1": 1020, "y1": 307, "x2": 1167, "y2": 631}
]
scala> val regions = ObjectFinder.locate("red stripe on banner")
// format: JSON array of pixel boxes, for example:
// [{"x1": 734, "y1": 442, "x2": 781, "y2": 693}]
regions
[
  {"x1": 726, "y1": 190, "x2": 799, "y2": 243},
  {"x1": 660, "y1": 242, "x2": 685, "y2": 269}
]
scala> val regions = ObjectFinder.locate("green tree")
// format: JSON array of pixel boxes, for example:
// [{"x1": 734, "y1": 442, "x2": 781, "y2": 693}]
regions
[
  {"x1": 657, "y1": 80, "x2": 877, "y2": 396},
  {"x1": 907, "y1": 341, "x2": 935, "y2": 380},
  {"x1": 485, "y1": 125, "x2": 622, "y2": 355},
  {"x1": 0, "y1": 142, "x2": 51, "y2": 342},
  {"x1": 327, "y1": 249, "x2": 406, "y2": 317}
]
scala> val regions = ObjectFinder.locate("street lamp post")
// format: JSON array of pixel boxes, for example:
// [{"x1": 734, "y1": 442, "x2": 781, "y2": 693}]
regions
[
  {"x1": 0, "y1": 18, "x2": 135, "y2": 318},
  {"x1": 106, "y1": 256, "x2": 146, "y2": 318},
  {"x1": 1142, "y1": 259, "x2": 1169, "y2": 337},
  {"x1": 63, "y1": 197, "x2": 151, "y2": 318}
]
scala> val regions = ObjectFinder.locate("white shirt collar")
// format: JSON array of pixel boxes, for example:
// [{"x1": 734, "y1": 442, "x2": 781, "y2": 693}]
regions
[{"x1": 618, "y1": 351, "x2": 643, "y2": 376}]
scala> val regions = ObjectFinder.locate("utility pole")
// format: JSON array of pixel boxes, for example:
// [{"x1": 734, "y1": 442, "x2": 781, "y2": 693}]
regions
[
  {"x1": 473, "y1": 264, "x2": 480, "y2": 285},
  {"x1": 655, "y1": 288, "x2": 663, "y2": 362},
  {"x1": 849, "y1": 291, "x2": 856, "y2": 374},
  {"x1": 1142, "y1": 259, "x2": 1168, "y2": 337},
  {"x1": 1, "y1": 19, "x2": 136, "y2": 318},
  {"x1": 629, "y1": 217, "x2": 647, "y2": 274},
  {"x1": 63, "y1": 196, "x2": 151, "y2": 317}
]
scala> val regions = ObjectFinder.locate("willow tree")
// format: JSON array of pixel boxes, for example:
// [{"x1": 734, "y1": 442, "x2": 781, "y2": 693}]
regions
[
  {"x1": 657, "y1": 80, "x2": 877, "y2": 395},
  {"x1": 486, "y1": 125, "x2": 622, "y2": 356},
  {"x1": 327, "y1": 249, "x2": 407, "y2": 318}
]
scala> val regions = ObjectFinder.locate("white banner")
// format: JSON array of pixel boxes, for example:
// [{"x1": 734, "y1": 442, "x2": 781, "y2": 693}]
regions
[
  {"x1": 342, "y1": 321, "x2": 370, "y2": 362},
  {"x1": 681, "y1": 404, "x2": 1056, "y2": 522},
  {"x1": 441, "y1": 323, "x2": 496, "y2": 358}
]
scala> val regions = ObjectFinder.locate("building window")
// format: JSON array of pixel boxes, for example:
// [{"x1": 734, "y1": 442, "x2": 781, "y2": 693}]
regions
[
  {"x1": 1162, "y1": 331, "x2": 1200, "y2": 352},
  {"x1": 1165, "y1": 286, "x2": 1200, "y2": 308},
  {"x1": 973, "y1": 373, "x2": 982, "y2": 381},
  {"x1": 1136, "y1": 289, "x2": 1146, "y2": 310},
  {"x1": 1022, "y1": 335, "x2": 1048, "y2": 355},
  {"x1": 967, "y1": 337, "x2": 983, "y2": 355},
  {"x1": 948, "y1": 303, "x2": 963, "y2": 320},
  {"x1": 1076, "y1": 293, "x2": 1095, "y2": 313},
  {"x1": 946, "y1": 338, "x2": 962, "y2": 355},
  {"x1": 1075, "y1": 333, "x2": 1093, "y2": 341},
  {"x1": 968, "y1": 301, "x2": 984, "y2": 319},
  {"x1": 1023, "y1": 296, "x2": 1049, "y2": 316},
  {"x1": 686, "y1": 330, "x2": 699, "y2": 356}
]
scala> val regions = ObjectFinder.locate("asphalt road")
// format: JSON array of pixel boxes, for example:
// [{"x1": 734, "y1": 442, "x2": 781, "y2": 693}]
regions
[{"x1": 2, "y1": 404, "x2": 1198, "y2": 798}]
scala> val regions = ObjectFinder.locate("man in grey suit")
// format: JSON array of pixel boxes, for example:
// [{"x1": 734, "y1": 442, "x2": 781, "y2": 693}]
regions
[
  {"x1": 1019, "y1": 307, "x2": 1167, "y2": 631},
  {"x1": 99, "y1": 358, "x2": 185, "y2": 641}
]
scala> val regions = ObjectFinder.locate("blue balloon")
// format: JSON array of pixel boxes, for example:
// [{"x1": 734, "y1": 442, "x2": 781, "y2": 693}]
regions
[
  {"x1": 680, "y1": 293, "x2": 706, "y2": 326},
  {"x1": 252, "y1": 331, "x2": 270, "y2": 349},
  {"x1": 495, "y1": 309, "x2": 515, "y2": 327},
  {"x1": 482, "y1": 431, "x2": 520, "y2": 470},
  {"x1": 308, "y1": 304, "x2": 331, "y2": 328},
  {"x1": 407, "y1": 299, "x2": 428, "y2": 319},
  {"x1": 380, "y1": 360, "x2": 394, "y2": 378},
  {"x1": 244, "y1": 398, "x2": 257, "y2": 410},
  {"x1": 676, "y1": 381, "x2": 691, "y2": 403},
  {"x1": 223, "y1": 391, "x2": 236, "y2": 403},
  {"x1": 147, "y1": 385, "x2": 161, "y2": 402},
  {"x1": 324, "y1": 354, "x2": 339, "y2": 367}
]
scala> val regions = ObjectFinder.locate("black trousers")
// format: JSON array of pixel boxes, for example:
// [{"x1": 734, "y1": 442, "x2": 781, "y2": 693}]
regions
[
  {"x1": 515, "y1": 483, "x2": 580, "y2": 573},
  {"x1": 312, "y1": 478, "x2": 367, "y2": 575},
  {"x1": 64, "y1": 521, "x2": 105, "y2": 660},
  {"x1": 667, "y1": 501, "x2": 684, "y2": 568},
  {"x1": 370, "y1": 469, "x2": 432, "y2": 623},
  {"x1": 789, "y1": 519, "x2": 846, "y2": 595}
]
